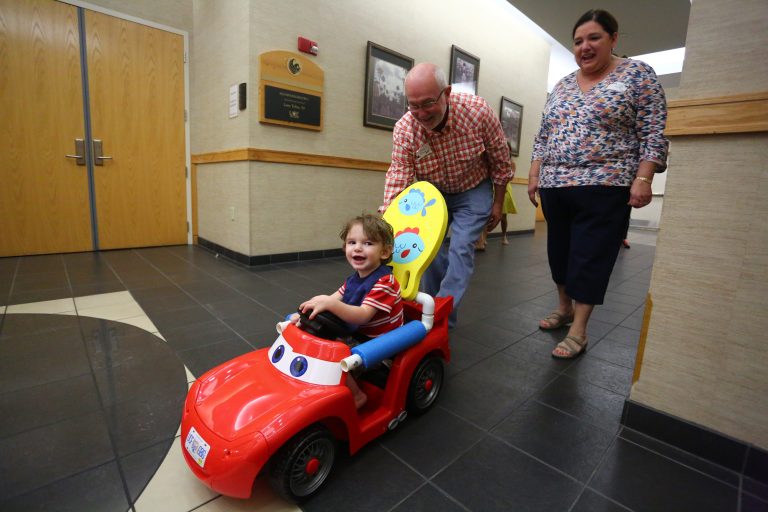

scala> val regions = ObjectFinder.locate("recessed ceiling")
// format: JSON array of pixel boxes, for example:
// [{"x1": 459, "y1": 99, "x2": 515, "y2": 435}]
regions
[{"x1": 509, "y1": 0, "x2": 691, "y2": 57}]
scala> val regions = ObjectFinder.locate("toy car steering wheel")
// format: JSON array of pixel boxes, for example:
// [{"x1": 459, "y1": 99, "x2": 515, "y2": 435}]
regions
[{"x1": 297, "y1": 308, "x2": 351, "y2": 340}]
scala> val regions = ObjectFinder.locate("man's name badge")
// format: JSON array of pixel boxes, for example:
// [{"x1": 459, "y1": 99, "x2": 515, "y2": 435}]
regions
[{"x1": 416, "y1": 144, "x2": 432, "y2": 160}]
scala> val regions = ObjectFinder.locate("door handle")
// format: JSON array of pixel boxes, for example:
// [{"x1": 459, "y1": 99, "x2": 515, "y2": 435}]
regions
[
  {"x1": 93, "y1": 139, "x2": 113, "y2": 166},
  {"x1": 65, "y1": 138, "x2": 86, "y2": 165}
]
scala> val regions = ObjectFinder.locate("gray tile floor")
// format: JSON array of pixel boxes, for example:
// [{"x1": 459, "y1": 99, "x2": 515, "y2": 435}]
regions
[{"x1": 1, "y1": 225, "x2": 765, "y2": 512}]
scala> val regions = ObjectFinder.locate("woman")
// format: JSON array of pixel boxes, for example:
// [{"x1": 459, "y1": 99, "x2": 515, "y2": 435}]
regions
[{"x1": 527, "y1": 9, "x2": 668, "y2": 359}]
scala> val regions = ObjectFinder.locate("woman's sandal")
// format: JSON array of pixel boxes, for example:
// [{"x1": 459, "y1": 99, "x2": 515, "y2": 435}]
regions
[
  {"x1": 539, "y1": 311, "x2": 574, "y2": 330},
  {"x1": 551, "y1": 335, "x2": 587, "y2": 359}
]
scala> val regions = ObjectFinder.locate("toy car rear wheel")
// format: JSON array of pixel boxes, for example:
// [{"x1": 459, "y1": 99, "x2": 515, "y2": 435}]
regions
[
  {"x1": 407, "y1": 355, "x2": 443, "y2": 415},
  {"x1": 269, "y1": 424, "x2": 336, "y2": 503}
]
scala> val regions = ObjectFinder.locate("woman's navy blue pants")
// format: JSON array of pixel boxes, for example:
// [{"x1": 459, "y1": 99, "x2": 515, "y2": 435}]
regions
[{"x1": 539, "y1": 185, "x2": 631, "y2": 305}]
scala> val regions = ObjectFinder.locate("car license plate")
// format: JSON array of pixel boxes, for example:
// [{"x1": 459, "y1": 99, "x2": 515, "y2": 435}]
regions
[{"x1": 185, "y1": 427, "x2": 210, "y2": 468}]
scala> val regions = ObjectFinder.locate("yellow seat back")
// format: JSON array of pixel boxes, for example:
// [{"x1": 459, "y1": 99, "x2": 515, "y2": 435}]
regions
[{"x1": 383, "y1": 181, "x2": 448, "y2": 301}]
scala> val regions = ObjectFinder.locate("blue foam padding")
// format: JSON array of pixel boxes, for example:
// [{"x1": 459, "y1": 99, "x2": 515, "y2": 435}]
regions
[{"x1": 352, "y1": 321, "x2": 426, "y2": 368}]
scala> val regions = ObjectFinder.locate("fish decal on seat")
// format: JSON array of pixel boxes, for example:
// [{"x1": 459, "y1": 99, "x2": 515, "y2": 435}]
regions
[{"x1": 398, "y1": 188, "x2": 436, "y2": 217}]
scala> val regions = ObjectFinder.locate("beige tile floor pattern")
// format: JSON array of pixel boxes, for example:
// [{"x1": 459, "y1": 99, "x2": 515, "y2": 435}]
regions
[{"x1": 4, "y1": 291, "x2": 299, "y2": 512}]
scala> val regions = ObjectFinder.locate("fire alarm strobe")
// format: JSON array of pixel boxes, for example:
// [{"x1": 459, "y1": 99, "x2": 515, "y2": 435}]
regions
[{"x1": 298, "y1": 36, "x2": 318, "y2": 56}]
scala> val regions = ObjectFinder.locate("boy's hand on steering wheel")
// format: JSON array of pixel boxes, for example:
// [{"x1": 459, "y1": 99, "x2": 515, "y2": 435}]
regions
[{"x1": 299, "y1": 295, "x2": 335, "y2": 319}]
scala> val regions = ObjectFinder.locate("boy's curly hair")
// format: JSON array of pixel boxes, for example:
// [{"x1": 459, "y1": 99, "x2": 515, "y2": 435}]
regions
[{"x1": 339, "y1": 213, "x2": 395, "y2": 264}]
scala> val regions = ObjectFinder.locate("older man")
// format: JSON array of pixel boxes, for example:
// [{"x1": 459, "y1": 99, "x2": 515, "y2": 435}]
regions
[{"x1": 380, "y1": 63, "x2": 513, "y2": 327}]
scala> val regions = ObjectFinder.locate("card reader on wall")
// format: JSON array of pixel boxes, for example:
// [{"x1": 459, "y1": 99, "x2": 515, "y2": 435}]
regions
[{"x1": 238, "y1": 83, "x2": 246, "y2": 110}]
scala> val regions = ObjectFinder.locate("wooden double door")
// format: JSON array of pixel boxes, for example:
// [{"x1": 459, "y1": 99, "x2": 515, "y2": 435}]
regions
[{"x1": 0, "y1": 0, "x2": 187, "y2": 257}]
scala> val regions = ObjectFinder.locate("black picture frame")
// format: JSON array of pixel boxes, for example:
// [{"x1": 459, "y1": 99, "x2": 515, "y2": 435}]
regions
[
  {"x1": 449, "y1": 45, "x2": 480, "y2": 95},
  {"x1": 500, "y1": 97, "x2": 523, "y2": 156},
  {"x1": 364, "y1": 41, "x2": 414, "y2": 130}
]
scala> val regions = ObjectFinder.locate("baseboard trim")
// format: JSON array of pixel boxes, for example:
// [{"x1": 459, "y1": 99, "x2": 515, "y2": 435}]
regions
[
  {"x1": 485, "y1": 229, "x2": 535, "y2": 239},
  {"x1": 622, "y1": 400, "x2": 767, "y2": 484},
  {"x1": 198, "y1": 229, "x2": 535, "y2": 266},
  {"x1": 197, "y1": 237, "x2": 343, "y2": 266}
]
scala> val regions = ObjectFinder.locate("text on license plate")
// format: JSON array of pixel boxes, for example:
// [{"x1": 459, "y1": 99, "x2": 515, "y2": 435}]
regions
[{"x1": 185, "y1": 427, "x2": 210, "y2": 468}]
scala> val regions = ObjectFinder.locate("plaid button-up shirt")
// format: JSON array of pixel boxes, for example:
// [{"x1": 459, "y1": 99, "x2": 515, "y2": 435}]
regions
[{"x1": 381, "y1": 92, "x2": 513, "y2": 210}]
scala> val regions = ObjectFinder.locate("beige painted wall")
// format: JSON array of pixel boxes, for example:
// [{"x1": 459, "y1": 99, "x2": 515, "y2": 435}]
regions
[
  {"x1": 191, "y1": 0, "x2": 251, "y2": 252},
  {"x1": 192, "y1": 0, "x2": 250, "y2": 152},
  {"x1": 192, "y1": 0, "x2": 550, "y2": 255},
  {"x1": 630, "y1": 0, "x2": 768, "y2": 449},
  {"x1": 197, "y1": 161, "x2": 251, "y2": 255},
  {"x1": 678, "y1": 0, "x2": 768, "y2": 100},
  {"x1": 249, "y1": 164, "x2": 383, "y2": 254}
]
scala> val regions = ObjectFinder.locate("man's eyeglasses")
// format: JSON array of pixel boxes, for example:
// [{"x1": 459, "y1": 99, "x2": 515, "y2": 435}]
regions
[{"x1": 407, "y1": 88, "x2": 447, "y2": 112}]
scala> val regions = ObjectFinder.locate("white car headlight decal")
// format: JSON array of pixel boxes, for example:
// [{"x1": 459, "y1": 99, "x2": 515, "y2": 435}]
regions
[{"x1": 268, "y1": 335, "x2": 343, "y2": 386}]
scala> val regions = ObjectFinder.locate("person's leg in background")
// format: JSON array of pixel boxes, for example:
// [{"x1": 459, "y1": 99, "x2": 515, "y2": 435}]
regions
[
  {"x1": 622, "y1": 213, "x2": 631, "y2": 249},
  {"x1": 474, "y1": 229, "x2": 487, "y2": 251},
  {"x1": 422, "y1": 180, "x2": 492, "y2": 328},
  {"x1": 501, "y1": 181, "x2": 516, "y2": 245},
  {"x1": 501, "y1": 214, "x2": 509, "y2": 245}
]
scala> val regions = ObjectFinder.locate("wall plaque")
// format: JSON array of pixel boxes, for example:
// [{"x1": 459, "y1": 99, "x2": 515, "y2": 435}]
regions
[
  {"x1": 263, "y1": 85, "x2": 321, "y2": 126},
  {"x1": 259, "y1": 51, "x2": 324, "y2": 131}
]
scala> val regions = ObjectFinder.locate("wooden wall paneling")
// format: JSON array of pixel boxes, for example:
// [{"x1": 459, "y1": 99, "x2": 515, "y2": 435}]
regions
[
  {"x1": 190, "y1": 149, "x2": 536, "y2": 179},
  {"x1": 666, "y1": 92, "x2": 768, "y2": 136}
]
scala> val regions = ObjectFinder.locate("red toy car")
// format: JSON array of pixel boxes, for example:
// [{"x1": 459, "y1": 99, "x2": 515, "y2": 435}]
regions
[{"x1": 180, "y1": 295, "x2": 452, "y2": 502}]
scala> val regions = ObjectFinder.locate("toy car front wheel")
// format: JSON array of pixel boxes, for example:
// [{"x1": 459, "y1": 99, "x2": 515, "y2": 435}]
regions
[
  {"x1": 269, "y1": 424, "x2": 336, "y2": 503},
  {"x1": 407, "y1": 355, "x2": 444, "y2": 415}
]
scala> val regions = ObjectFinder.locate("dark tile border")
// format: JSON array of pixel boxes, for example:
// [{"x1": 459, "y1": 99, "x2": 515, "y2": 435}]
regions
[
  {"x1": 197, "y1": 237, "x2": 342, "y2": 266},
  {"x1": 619, "y1": 427, "x2": 740, "y2": 487},
  {"x1": 746, "y1": 446, "x2": 768, "y2": 483},
  {"x1": 623, "y1": 399, "x2": 767, "y2": 484},
  {"x1": 197, "y1": 237, "x2": 251, "y2": 265},
  {"x1": 486, "y1": 229, "x2": 535, "y2": 239},
  {"x1": 199, "y1": 230, "x2": 533, "y2": 267}
]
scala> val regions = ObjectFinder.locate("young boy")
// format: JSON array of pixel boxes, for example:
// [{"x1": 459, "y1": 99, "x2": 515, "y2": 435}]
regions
[{"x1": 290, "y1": 214, "x2": 403, "y2": 408}]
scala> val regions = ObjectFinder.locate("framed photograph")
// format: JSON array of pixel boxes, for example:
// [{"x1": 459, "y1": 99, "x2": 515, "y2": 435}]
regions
[
  {"x1": 449, "y1": 45, "x2": 480, "y2": 95},
  {"x1": 500, "y1": 97, "x2": 523, "y2": 156},
  {"x1": 364, "y1": 41, "x2": 414, "y2": 130}
]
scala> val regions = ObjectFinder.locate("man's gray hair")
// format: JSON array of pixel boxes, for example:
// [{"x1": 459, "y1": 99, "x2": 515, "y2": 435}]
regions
[{"x1": 406, "y1": 63, "x2": 449, "y2": 89}]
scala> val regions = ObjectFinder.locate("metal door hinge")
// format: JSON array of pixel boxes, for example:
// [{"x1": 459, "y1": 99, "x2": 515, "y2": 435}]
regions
[
  {"x1": 185, "y1": 166, "x2": 188, "y2": 178},
  {"x1": 184, "y1": 109, "x2": 188, "y2": 122},
  {"x1": 186, "y1": 221, "x2": 190, "y2": 233}
]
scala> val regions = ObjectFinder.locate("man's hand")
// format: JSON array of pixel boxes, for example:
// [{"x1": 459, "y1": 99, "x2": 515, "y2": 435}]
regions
[{"x1": 486, "y1": 203, "x2": 503, "y2": 231}]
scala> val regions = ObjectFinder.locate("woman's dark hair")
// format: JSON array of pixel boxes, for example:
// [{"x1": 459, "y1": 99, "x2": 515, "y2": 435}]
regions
[{"x1": 572, "y1": 9, "x2": 619, "y2": 38}]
